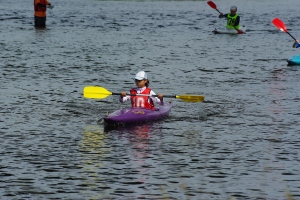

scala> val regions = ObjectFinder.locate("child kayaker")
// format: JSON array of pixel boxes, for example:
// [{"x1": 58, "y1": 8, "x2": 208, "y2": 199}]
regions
[
  {"x1": 293, "y1": 40, "x2": 300, "y2": 48},
  {"x1": 120, "y1": 71, "x2": 164, "y2": 110},
  {"x1": 219, "y1": 6, "x2": 240, "y2": 31}
]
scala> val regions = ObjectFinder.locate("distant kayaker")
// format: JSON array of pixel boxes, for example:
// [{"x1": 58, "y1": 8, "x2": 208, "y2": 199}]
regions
[
  {"x1": 120, "y1": 71, "x2": 164, "y2": 110},
  {"x1": 219, "y1": 6, "x2": 240, "y2": 30},
  {"x1": 293, "y1": 40, "x2": 300, "y2": 48},
  {"x1": 34, "y1": 0, "x2": 53, "y2": 27}
]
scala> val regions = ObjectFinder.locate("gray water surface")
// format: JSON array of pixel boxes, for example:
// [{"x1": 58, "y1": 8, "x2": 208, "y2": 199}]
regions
[{"x1": 1, "y1": 0, "x2": 300, "y2": 199}]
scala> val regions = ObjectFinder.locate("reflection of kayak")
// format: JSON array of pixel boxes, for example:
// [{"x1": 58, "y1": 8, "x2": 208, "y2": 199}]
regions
[
  {"x1": 104, "y1": 102, "x2": 172, "y2": 126},
  {"x1": 212, "y1": 27, "x2": 246, "y2": 34},
  {"x1": 104, "y1": 122, "x2": 155, "y2": 134},
  {"x1": 287, "y1": 54, "x2": 300, "y2": 65}
]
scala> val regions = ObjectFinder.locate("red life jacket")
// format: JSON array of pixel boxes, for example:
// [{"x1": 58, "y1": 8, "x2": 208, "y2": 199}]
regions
[
  {"x1": 34, "y1": 0, "x2": 49, "y2": 17},
  {"x1": 130, "y1": 88, "x2": 155, "y2": 110}
]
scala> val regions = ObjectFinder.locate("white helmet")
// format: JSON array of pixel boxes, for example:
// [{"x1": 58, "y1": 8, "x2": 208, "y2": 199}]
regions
[
  {"x1": 230, "y1": 6, "x2": 237, "y2": 11},
  {"x1": 134, "y1": 71, "x2": 147, "y2": 80}
]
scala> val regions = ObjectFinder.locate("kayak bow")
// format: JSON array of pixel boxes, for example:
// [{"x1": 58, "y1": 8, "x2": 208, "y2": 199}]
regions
[{"x1": 287, "y1": 54, "x2": 300, "y2": 66}]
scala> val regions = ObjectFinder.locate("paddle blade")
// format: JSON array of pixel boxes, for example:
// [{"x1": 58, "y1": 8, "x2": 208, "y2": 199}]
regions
[
  {"x1": 272, "y1": 18, "x2": 287, "y2": 32},
  {"x1": 237, "y1": 29, "x2": 244, "y2": 34},
  {"x1": 83, "y1": 86, "x2": 112, "y2": 99},
  {"x1": 176, "y1": 95, "x2": 205, "y2": 103},
  {"x1": 207, "y1": 1, "x2": 217, "y2": 9}
]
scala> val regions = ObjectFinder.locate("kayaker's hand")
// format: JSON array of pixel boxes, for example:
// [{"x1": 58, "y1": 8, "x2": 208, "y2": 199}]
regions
[
  {"x1": 219, "y1": 13, "x2": 223, "y2": 18},
  {"x1": 293, "y1": 40, "x2": 300, "y2": 48},
  {"x1": 157, "y1": 94, "x2": 163, "y2": 100},
  {"x1": 47, "y1": 4, "x2": 54, "y2": 9},
  {"x1": 121, "y1": 92, "x2": 127, "y2": 97}
]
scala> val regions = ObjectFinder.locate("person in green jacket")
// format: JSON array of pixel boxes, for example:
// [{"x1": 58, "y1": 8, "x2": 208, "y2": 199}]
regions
[{"x1": 219, "y1": 6, "x2": 240, "y2": 30}]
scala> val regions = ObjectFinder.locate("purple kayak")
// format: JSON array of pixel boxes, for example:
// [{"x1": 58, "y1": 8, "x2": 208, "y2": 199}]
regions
[{"x1": 104, "y1": 102, "x2": 172, "y2": 126}]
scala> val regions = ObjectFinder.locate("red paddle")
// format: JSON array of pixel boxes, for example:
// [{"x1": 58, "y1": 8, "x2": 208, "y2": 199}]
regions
[
  {"x1": 207, "y1": 1, "x2": 244, "y2": 34},
  {"x1": 272, "y1": 18, "x2": 298, "y2": 41}
]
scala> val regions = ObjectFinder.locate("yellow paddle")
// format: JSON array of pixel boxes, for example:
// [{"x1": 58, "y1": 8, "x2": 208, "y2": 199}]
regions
[{"x1": 83, "y1": 86, "x2": 205, "y2": 103}]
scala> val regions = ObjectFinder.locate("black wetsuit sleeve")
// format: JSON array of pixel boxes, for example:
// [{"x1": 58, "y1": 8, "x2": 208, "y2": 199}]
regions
[
  {"x1": 234, "y1": 16, "x2": 240, "y2": 26},
  {"x1": 222, "y1": 14, "x2": 228, "y2": 18}
]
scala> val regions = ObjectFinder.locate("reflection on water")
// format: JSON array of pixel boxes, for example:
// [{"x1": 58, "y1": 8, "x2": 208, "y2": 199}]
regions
[
  {"x1": 80, "y1": 125, "x2": 107, "y2": 166},
  {"x1": 119, "y1": 124, "x2": 151, "y2": 184},
  {"x1": 79, "y1": 125, "x2": 108, "y2": 199},
  {"x1": 79, "y1": 123, "x2": 168, "y2": 199}
]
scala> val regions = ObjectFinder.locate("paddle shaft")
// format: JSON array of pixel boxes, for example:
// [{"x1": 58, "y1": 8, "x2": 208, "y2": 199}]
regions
[
  {"x1": 212, "y1": 7, "x2": 221, "y2": 14},
  {"x1": 118, "y1": 93, "x2": 175, "y2": 98},
  {"x1": 214, "y1": 8, "x2": 222, "y2": 14},
  {"x1": 83, "y1": 86, "x2": 204, "y2": 102},
  {"x1": 287, "y1": 32, "x2": 297, "y2": 41}
]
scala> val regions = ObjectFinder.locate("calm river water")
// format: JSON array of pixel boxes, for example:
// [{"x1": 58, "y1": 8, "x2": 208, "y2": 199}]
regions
[{"x1": 1, "y1": 0, "x2": 300, "y2": 199}]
